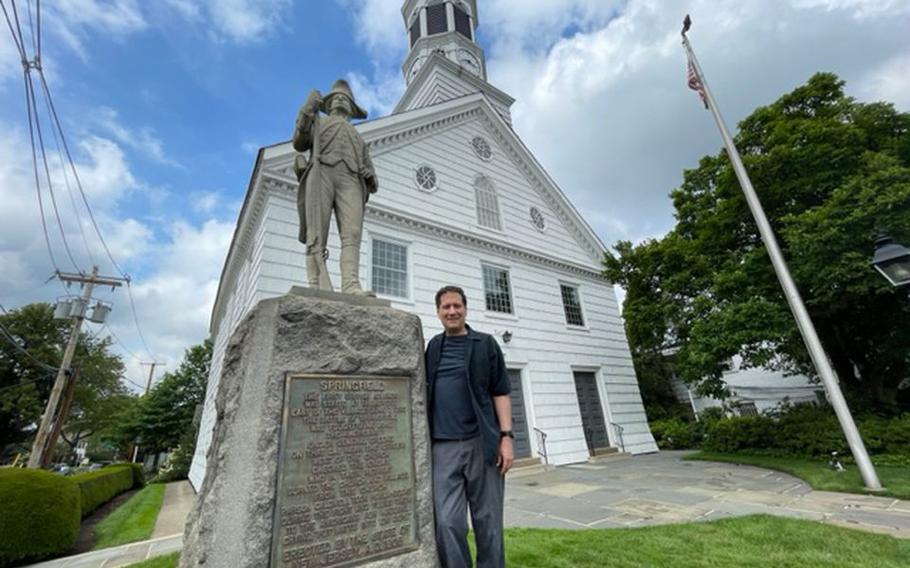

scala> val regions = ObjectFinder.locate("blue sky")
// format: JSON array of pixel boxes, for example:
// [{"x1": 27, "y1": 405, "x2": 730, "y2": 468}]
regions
[{"x1": 1, "y1": 0, "x2": 908, "y2": 388}]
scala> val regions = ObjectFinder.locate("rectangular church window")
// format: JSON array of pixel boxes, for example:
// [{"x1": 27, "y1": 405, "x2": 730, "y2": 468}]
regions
[
  {"x1": 560, "y1": 284, "x2": 585, "y2": 326},
  {"x1": 483, "y1": 265, "x2": 513, "y2": 314},
  {"x1": 372, "y1": 239, "x2": 408, "y2": 298}
]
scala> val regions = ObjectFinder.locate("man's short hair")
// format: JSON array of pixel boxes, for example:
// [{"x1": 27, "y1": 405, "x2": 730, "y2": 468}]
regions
[{"x1": 435, "y1": 285, "x2": 467, "y2": 309}]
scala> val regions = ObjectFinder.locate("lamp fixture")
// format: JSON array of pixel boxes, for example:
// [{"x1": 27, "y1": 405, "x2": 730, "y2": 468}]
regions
[{"x1": 871, "y1": 234, "x2": 910, "y2": 288}]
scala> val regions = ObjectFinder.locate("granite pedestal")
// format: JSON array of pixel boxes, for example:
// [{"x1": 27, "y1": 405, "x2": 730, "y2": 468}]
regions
[{"x1": 179, "y1": 289, "x2": 438, "y2": 567}]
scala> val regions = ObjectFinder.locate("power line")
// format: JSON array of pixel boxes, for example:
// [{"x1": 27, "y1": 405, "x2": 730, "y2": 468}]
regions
[
  {"x1": 102, "y1": 323, "x2": 142, "y2": 362},
  {"x1": 37, "y1": 68, "x2": 125, "y2": 277},
  {"x1": 120, "y1": 374, "x2": 147, "y2": 391},
  {"x1": 0, "y1": 318, "x2": 58, "y2": 372},
  {"x1": 0, "y1": 372, "x2": 54, "y2": 394},
  {"x1": 125, "y1": 282, "x2": 154, "y2": 358},
  {"x1": 38, "y1": 74, "x2": 95, "y2": 265},
  {"x1": 24, "y1": 62, "x2": 80, "y2": 271}
]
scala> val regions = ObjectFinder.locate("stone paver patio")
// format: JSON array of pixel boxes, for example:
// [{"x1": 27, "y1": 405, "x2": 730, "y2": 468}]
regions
[{"x1": 504, "y1": 450, "x2": 910, "y2": 537}]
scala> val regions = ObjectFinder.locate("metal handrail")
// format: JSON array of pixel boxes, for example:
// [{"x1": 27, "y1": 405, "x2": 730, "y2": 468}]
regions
[
  {"x1": 533, "y1": 427, "x2": 548, "y2": 465},
  {"x1": 610, "y1": 422, "x2": 625, "y2": 452}
]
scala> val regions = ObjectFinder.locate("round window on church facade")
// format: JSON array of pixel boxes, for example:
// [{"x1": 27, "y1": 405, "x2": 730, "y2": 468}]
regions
[
  {"x1": 530, "y1": 207, "x2": 546, "y2": 231},
  {"x1": 415, "y1": 165, "x2": 438, "y2": 192},
  {"x1": 471, "y1": 136, "x2": 492, "y2": 161}
]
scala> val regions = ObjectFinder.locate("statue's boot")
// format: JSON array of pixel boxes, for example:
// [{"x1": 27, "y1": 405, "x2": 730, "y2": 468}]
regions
[
  {"x1": 306, "y1": 251, "x2": 333, "y2": 291},
  {"x1": 340, "y1": 243, "x2": 374, "y2": 296}
]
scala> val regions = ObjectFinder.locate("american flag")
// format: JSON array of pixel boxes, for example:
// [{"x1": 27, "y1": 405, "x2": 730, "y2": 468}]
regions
[{"x1": 687, "y1": 59, "x2": 708, "y2": 109}]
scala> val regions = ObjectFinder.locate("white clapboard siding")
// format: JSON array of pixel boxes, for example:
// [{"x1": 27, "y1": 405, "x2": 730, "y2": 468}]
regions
[
  {"x1": 397, "y1": 54, "x2": 514, "y2": 124},
  {"x1": 189, "y1": 93, "x2": 656, "y2": 490}
]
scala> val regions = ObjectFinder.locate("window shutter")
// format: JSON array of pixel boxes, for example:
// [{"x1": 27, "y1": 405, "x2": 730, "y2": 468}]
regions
[
  {"x1": 453, "y1": 5, "x2": 471, "y2": 39},
  {"x1": 426, "y1": 4, "x2": 447, "y2": 35},
  {"x1": 409, "y1": 17, "x2": 421, "y2": 47}
]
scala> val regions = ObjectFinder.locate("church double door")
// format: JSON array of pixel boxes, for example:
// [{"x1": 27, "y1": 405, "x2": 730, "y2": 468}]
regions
[
  {"x1": 573, "y1": 371, "x2": 610, "y2": 454},
  {"x1": 507, "y1": 369, "x2": 532, "y2": 459}
]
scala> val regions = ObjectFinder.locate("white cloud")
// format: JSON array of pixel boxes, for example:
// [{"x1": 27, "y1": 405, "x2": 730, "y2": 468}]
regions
[
  {"x1": 76, "y1": 136, "x2": 140, "y2": 202},
  {"x1": 93, "y1": 107, "x2": 180, "y2": 167},
  {"x1": 346, "y1": 68, "x2": 405, "y2": 119},
  {"x1": 45, "y1": 0, "x2": 147, "y2": 60},
  {"x1": 114, "y1": 219, "x2": 233, "y2": 366},
  {"x1": 857, "y1": 52, "x2": 910, "y2": 110},
  {"x1": 335, "y1": 0, "x2": 405, "y2": 60},
  {"x1": 190, "y1": 191, "x2": 220, "y2": 214},
  {"x1": 203, "y1": 0, "x2": 292, "y2": 44},
  {"x1": 479, "y1": 0, "x2": 910, "y2": 247}
]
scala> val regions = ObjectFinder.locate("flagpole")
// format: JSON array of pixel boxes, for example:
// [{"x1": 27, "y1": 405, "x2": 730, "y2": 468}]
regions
[{"x1": 680, "y1": 16, "x2": 882, "y2": 491}]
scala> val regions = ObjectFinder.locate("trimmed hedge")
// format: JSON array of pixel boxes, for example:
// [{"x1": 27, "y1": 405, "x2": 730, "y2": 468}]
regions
[
  {"x1": 0, "y1": 468, "x2": 80, "y2": 567},
  {"x1": 71, "y1": 466, "x2": 135, "y2": 518},
  {"x1": 701, "y1": 406, "x2": 910, "y2": 460},
  {"x1": 105, "y1": 462, "x2": 146, "y2": 488},
  {"x1": 649, "y1": 405, "x2": 910, "y2": 461}
]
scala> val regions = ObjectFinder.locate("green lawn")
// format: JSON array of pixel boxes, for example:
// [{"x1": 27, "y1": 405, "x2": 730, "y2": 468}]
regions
[
  {"x1": 93, "y1": 483, "x2": 167, "y2": 550},
  {"x1": 127, "y1": 515, "x2": 910, "y2": 568},
  {"x1": 125, "y1": 552, "x2": 179, "y2": 568},
  {"x1": 687, "y1": 452, "x2": 910, "y2": 500}
]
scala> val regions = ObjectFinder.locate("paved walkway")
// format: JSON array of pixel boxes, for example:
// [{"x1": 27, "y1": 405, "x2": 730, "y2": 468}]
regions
[
  {"x1": 27, "y1": 452, "x2": 910, "y2": 567},
  {"x1": 29, "y1": 481, "x2": 192, "y2": 568},
  {"x1": 151, "y1": 482, "x2": 194, "y2": 540},
  {"x1": 504, "y1": 451, "x2": 910, "y2": 537}
]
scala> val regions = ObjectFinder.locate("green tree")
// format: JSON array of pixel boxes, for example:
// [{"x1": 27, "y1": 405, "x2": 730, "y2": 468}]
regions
[
  {"x1": 117, "y1": 340, "x2": 211, "y2": 455},
  {"x1": 0, "y1": 303, "x2": 130, "y2": 459},
  {"x1": 606, "y1": 73, "x2": 910, "y2": 412}
]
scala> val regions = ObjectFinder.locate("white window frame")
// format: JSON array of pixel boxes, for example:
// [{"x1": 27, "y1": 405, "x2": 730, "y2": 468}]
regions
[
  {"x1": 414, "y1": 163, "x2": 439, "y2": 193},
  {"x1": 368, "y1": 232, "x2": 413, "y2": 303},
  {"x1": 473, "y1": 174, "x2": 503, "y2": 232},
  {"x1": 559, "y1": 281, "x2": 587, "y2": 329},
  {"x1": 480, "y1": 262, "x2": 515, "y2": 316}
]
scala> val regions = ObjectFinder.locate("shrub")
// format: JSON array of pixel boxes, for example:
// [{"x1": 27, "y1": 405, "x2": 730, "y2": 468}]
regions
[
  {"x1": 703, "y1": 415, "x2": 776, "y2": 454},
  {"x1": 106, "y1": 462, "x2": 146, "y2": 488},
  {"x1": 774, "y1": 404, "x2": 846, "y2": 458},
  {"x1": 0, "y1": 468, "x2": 80, "y2": 566},
  {"x1": 71, "y1": 466, "x2": 134, "y2": 517},
  {"x1": 650, "y1": 418, "x2": 703, "y2": 449},
  {"x1": 859, "y1": 414, "x2": 910, "y2": 456}
]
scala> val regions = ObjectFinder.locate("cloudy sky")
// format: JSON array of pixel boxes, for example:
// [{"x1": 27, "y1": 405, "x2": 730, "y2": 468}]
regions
[{"x1": 1, "y1": 0, "x2": 907, "y2": 390}]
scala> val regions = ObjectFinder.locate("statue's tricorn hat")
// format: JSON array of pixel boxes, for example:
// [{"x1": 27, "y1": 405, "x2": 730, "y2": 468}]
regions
[{"x1": 320, "y1": 79, "x2": 368, "y2": 119}]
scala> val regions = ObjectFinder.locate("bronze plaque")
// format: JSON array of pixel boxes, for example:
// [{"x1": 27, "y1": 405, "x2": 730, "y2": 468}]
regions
[{"x1": 272, "y1": 375, "x2": 417, "y2": 567}]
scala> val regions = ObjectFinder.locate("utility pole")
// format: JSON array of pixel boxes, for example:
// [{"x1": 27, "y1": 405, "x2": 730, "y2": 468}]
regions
[
  {"x1": 28, "y1": 266, "x2": 124, "y2": 468},
  {"x1": 140, "y1": 361, "x2": 167, "y2": 395},
  {"x1": 40, "y1": 366, "x2": 79, "y2": 468}
]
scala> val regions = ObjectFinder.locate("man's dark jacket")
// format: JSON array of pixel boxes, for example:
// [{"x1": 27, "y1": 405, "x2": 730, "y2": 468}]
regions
[{"x1": 425, "y1": 325, "x2": 510, "y2": 465}]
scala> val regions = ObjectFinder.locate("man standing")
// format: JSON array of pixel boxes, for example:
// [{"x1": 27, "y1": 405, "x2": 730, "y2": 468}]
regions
[
  {"x1": 426, "y1": 285, "x2": 513, "y2": 567},
  {"x1": 293, "y1": 79, "x2": 378, "y2": 294}
]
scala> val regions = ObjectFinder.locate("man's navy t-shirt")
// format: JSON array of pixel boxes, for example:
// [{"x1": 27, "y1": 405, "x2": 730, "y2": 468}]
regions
[{"x1": 431, "y1": 335, "x2": 478, "y2": 440}]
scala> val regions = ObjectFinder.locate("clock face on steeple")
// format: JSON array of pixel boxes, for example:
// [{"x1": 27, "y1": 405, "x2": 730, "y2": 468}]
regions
[
  {"x1": 408, "y1": 57, "x2": 426, "y2": 81},
  {"x1": 455, "y1": 49, "x2": 481, "y2": 76}
]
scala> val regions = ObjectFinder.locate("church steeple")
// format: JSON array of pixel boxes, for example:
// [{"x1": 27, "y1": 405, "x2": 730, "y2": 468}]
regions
[
  {"x1": 396, "y1": 1, "x2": 514, "y2": 122},
  {"x1": 400, "y1": 1, "x2": 486, "y2": 85}
]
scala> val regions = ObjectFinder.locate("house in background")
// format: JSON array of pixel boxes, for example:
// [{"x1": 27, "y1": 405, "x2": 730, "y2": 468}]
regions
[
  {"x1": 672, "y1": 358, "x2": 824, "y2": 417},
  {"x1": 189, "y1": 0, "x2": 656, "y2": 490}
]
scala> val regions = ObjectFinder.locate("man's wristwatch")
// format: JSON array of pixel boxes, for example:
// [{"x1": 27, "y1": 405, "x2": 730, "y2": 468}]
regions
[{"x1": 500, "y1": 430, "x2": 514, "y2": 439}]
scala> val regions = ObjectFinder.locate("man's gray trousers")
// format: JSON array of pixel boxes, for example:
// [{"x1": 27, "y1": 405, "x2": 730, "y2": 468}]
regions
[{"x1": 432, "y1": 436, "x2": 505, "y2": 568}]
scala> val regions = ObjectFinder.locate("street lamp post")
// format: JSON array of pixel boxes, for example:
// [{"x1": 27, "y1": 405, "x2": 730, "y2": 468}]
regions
[{"x1": 871, "y1": 235, "x2": 910, "y2": 288}]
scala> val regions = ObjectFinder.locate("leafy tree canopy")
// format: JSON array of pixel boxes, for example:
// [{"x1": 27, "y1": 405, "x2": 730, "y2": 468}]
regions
[
  {"x1": 115, "y1": 340, "x2": 211, "y2": 454},
  {"x1": 605, "y1": 73, "x2": 910, "y2": 412},
  {"x1": 0, "y1": 303, "x2": 129, "y2": 456}
]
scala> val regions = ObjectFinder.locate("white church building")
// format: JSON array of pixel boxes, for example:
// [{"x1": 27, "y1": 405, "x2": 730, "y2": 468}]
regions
[{"x1": 189, "y1": 0, "x2": 656, "y2": 490}]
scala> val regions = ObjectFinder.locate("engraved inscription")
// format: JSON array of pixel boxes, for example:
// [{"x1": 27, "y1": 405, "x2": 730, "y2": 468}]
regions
[{"x1": 273, "y1": 375, "x2": 417, "y2": 567}]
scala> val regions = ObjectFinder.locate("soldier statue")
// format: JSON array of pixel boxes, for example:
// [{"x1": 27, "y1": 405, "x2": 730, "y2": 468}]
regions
[{"x1": 293, "y1": 79, "x2": 378, "y2": 295}]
